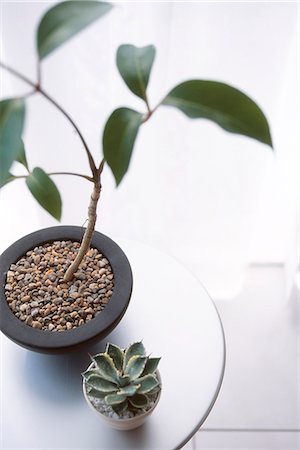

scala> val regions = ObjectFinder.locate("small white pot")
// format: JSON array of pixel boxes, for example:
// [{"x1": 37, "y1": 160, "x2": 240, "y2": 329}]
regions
[{"x1": 83, "y1": 368, "x2": 161, "y2": 431}]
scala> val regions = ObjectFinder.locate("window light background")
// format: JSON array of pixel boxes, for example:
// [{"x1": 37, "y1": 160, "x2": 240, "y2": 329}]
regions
[{"x1": 0, "y1": 0, "x2": 299, "y2": 300}]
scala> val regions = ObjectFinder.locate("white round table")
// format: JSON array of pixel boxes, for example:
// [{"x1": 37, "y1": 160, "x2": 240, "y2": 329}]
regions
[{"x1": 0, "y1": 240, "x2": 225, "y2": 450}]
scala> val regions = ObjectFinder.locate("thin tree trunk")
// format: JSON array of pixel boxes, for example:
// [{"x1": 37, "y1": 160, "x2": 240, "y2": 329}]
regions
[{"x1": 64, "y1": 180, "x2": 101, "y2": 282}]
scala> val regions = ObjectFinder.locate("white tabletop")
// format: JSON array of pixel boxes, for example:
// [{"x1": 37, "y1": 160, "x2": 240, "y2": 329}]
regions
[{"x1": 0, "y1": 240, "x2": 225, "y2": 450}]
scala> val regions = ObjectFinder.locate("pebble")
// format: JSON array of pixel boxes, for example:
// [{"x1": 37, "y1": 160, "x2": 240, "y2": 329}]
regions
[
  {"x1": 31, "y1": 308, "x2": 39, "y2": 317},
  {"x1": 89, "y1": 283, "x2": 99, "y2": 293},
  {"x1": 4, "y1": 241, "x2": 114, "y2": 332},
  {"x1": 30, "y1": 301, "x2": 39, "y2": 308},
  {"x1": 26, "y1": 316, "x2": 33, "y2": 326},
  {"x1": 75, "y1": 272, "x2": 86, "y2": 281}
]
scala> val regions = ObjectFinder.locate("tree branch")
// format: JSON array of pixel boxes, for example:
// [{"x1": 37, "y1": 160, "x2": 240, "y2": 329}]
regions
[{"x1": 0, "y1": 61, "x2": 97, "y2": 177}]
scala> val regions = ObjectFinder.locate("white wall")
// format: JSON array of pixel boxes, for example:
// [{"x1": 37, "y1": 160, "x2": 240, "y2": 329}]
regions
[{"x1": 1, "y1": 1, "x2": 299, "y2": 298}]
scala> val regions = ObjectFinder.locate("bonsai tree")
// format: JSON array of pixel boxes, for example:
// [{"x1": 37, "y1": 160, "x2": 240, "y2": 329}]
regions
[{"x1": 0, "y1": 1, "x2": 273, "y2": 281}]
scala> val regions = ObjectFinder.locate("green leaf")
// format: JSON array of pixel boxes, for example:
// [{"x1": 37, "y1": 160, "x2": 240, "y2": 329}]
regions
[
  {"x1": 0, "y1": 98, "x2": 25, "y2": 185},
  {"x1": 123, "y1": 341, "x2": 146, "y2": 370},
  {"x1": 16, "y1": 140, "x2": 29, "y2": 170},
  {"x1": 93, "y1": 353, "x2": 119, "y2": 383},
  {"x1": 119, "y1": 385, "x2": 139, "y2": 396},
  {"x1": 128, "y1": 393, "x2": 148, "y2": 409},
  {"x1": 87, "y1": 388, "x2": 106, "y2": 399},
  {"x1": 141, "y1": 357, "x2": 161, "y2": 376},
  {"x1": 105, "y1": 393, "x2": 126, "y2": 406},
  {"x1": 112, "y1": 400, "x2": 128, "y2": 415},
  {"x1": 162, "y1": 80, "x2": 273, "y2": 147},
  {"x1": 134, "y1": 374, "x2": 159, "y2": 394},
  {"x1": 117, "y1": 44, "x2": 155, "y2": 102},
  {"x1": 25, "y1": 167, "x2": 62, "y2": 221},
  {"x1": 124, "y1": 356, "x2": 147, "y2": 381},
  {"x1": 86, "y1": 375, "x2": 117, "y2": 393},
  {"x1": 0, "y1": 172, "x2": 16, "y2": 189},
  {"x1": 37, "y1": 1, "x2": 113, "y2": 59},
  {"x1": 103, "y1": 107, "x2": 143, "y2": 186},
  {"x1": 82, "y1": 369, "x2": 100, "y2": 380},
  {"x1": 106, "y1": 343, "x2": 124, "y2": 372},
  {"x1": 118, "y1": 375, "x2": 131, "y2": 387}
]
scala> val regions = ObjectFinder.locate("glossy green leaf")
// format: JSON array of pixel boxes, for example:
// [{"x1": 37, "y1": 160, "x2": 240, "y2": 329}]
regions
[
  {"x1": 103, "y1": 108, "x2": 143, "y2": 186},
  {"x1": 135, "y1": 374, "x2": 159, "y2": 394},
  {"x1": 0, "y1": 172, "x2": 16, "y2": 188},
  {"x1": 37, "y1": 1, "x2": 113, "y2": 59},
  {"x1": 106, "y1": 343, "x2": 124, "y2": 372},
  {"x1": 162, "y1": 80, "x2": 273, "y2": 147},
  {"x1": 124, "y1": 356, "x2": 147, "y2": 380},
  {"x1": 117, "y1": 44, "x2": 155, "y2": 101},
  {"x1": 141, "y1": 357, "x2": 161, "y2": 376},
  {"x1": 0, "y1": 98, "x2": 25, "y2": 185},
  {"x1": 128, "y1": 393, "x2": 148, "y2": 409},
  {"x1": 16, "y1": 140, "x2": 29, "y2": 170},
  {"x1": 123, "y1": 341, "x2": 146, "y2": 370},
  {"x1": 86, "y1": 375, "x2": 117, "y2": 393},
  {"x1": 93, "y1": 353, "x2": 119, "y2": 383},
  {"x1": 26, "y1": 167, "x2": 62, "y2": 221}
]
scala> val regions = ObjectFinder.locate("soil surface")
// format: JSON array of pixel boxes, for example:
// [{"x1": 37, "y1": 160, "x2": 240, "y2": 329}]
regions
[{"x1": 4, "y1": 240, "x2": 114, "y2": 331}]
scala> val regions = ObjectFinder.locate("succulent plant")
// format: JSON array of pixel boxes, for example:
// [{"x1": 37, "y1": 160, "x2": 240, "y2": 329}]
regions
[{"x1": 82, "y1": 342, "x2": 161, "y2": 415}]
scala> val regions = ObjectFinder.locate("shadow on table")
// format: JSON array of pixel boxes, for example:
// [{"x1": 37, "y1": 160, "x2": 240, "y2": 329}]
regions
[
  {"x1": 23, "y1": 346, "x2": 97, "y2": 405},
  {"x1": 22, "y1": 326, "x2": 130, "y2": 406}
]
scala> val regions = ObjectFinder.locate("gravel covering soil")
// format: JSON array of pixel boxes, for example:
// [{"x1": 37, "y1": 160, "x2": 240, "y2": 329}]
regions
[
  {"x1": 87, "y1": 388, "x2": 160, "y2": 420},
  {"x1": 4, "y1": 240, "x2": 114, "y2": 331}
]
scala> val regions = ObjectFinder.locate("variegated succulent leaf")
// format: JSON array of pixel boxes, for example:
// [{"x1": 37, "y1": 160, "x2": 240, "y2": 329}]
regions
[
  {"x1": 123, "y1": 341, "x2": 146, "y2": 370},
  {"x1": 86, "y1": 375, "x2": 118, "y2": 393},
  {"x1": 118, "y1": 384, "x2": 139, "y2": 396},
  {"x1": 118, "y1": 374, "x2": 131, "y2": 387},
  {"x1": 141, "y1": 357, "x2": 161, "y2": 376},
  {"x1": 134, "y1": 374, "x2": 159, "y2": 394},
  {"x1": 105, "y1": 393, "x2": 127, "y2": 405},
  {"x1": 124, "y1": 355, "x2": 148, "y2": 380},
  {"x1": 106, "y1": 342, "x2": 124, "y2": 372},
  {"x1": 128, "y1": 393, "x2": 148, "y2": 409},
  {"x1": 112, "y1": 400, "x2": 128, "y2": 415},
  {"x1": 82, "y1": 369, "x2": 100, "y2": 380},
  {"x1": 92, "y1": 353, "x2": 119, "y2": 383},
  {"x1": 87, "y1": 388, "x2": 107, "y2": 399}
]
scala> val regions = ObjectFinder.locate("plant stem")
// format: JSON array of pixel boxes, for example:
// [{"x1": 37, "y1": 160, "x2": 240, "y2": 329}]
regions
[
  {"x1": 13, "y1": 172, "x2": 94, "y2": 182},
  {"x1": 64, "y1": 179, "x2": 101, "y2": 282},
  {"x1": 0, "y1": 61, "x2": 97, "y2": 176},
  {"x1": 144, "y1": 95, "x2": 151, "y2": 115},
  {"x1": 48, "y1": 172, "x2": 94, "y2": 182}
]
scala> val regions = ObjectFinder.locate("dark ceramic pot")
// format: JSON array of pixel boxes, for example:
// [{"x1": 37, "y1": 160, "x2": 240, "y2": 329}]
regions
[{"x1": 0, "y1": 226, "x2": 133, "y2": 354}]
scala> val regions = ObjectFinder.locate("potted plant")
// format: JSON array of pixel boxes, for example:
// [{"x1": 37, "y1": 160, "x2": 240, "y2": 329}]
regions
[
  {"x1": 82, "y1": 341, "x2": 161, "y2": 430},
  {"x1": 0, "y1": 1, "x2": 273, "y2": 353}
]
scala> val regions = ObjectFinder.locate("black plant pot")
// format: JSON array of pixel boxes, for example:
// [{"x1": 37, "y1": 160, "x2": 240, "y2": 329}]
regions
[{"x1": 0, "y1": 226, "x2": 133, "y2": 354}]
